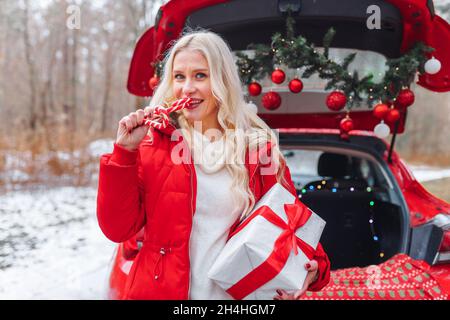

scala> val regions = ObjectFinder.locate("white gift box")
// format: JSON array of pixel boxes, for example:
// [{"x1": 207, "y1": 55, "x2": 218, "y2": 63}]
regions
[{"x1": 208, "y1": 183, "x2": 326, "y2": 300}]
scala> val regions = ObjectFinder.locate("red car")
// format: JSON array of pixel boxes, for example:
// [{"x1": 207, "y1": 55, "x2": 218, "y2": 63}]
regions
[{"x1": 106, "y1": 0, "x2": 450, "y2": 300}]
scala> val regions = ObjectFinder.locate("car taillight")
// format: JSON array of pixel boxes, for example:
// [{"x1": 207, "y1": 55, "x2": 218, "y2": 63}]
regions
[
  {"x1": 440, "y1": 230, "x2": 450, "y2": 252},
  {"x1": 428, "y1": 214, "x2": 450, "y2": 264},
  {"x1": 436, "y1": 229, "x2": 450, "y2": 264}
]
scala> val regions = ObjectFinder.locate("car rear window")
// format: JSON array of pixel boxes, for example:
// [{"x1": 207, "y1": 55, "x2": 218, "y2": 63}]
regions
[{"x1": 282, "y1": 147, "x2": 389, "y2": 192}]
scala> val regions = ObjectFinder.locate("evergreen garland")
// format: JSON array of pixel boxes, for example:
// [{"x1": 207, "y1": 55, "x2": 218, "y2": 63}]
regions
[
  {"x1": 151, "y1": 15, "x2": 433, "y2": 109},
  {"x1": 235, "y1": 15, "x2": 434, "y2": 108}
]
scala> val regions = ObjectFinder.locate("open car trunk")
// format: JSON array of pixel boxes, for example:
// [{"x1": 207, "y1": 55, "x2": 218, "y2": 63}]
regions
[{"x1": 279, "y1": 131, "x2": 411, "y2": 270}]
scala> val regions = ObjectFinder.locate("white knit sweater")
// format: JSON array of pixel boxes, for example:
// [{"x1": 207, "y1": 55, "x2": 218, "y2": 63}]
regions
[{"x1": 188, "y1": 129, "x2": 243, "y2": 300}]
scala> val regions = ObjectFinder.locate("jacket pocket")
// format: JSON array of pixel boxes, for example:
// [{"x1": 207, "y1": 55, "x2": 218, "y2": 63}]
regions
[
  {"x1": 124, "y1": 244, "x2": 172, "y2": 299},
  {"x1": 153, "y1": 247, "x2": 171, "y2": 280}
]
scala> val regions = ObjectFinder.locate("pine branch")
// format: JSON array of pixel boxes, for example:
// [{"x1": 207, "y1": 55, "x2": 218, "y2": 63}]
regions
[
  {"x1": 322, "y1": 28, "x2": 335, "y2": 58},
  {"x1": 342, "y1": 53, "x2": 356, "y2": 69}
]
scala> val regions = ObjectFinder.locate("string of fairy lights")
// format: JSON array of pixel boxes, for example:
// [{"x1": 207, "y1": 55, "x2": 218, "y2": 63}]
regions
[{"x1": 298, "y1": 180, "x2": 385, "y2": 260}]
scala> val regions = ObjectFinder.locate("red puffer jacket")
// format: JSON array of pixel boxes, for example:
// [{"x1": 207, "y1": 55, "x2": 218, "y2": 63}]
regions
[{"x1": 97, "y1": 124, "x2": 330, "y2": 300}]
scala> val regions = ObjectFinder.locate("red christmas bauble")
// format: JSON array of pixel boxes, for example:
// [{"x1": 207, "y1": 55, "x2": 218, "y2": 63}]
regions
[
  {"x1": 340, "y1": 117, "x2": 354, "y2": 133},
  {"x1": 149, "y1": 75, "x2": 160, "y2": 90},
  {"x1": 289, "y1": 78, "x2": 304, "y2": 93},
  {"x1": 396, "y1": 89, "x2": 415, "y2": 108},
  {"x1": 271, "y1": 69, "x2": 286, "y2": 84},
  {"x1": 326, "y1": 91, "x2": 347, "y2": 111},
  {"x1": 386, "y1": 109, "x2": 401, "y2": 122},
  {"x1": 373, "y1": 103, "x2": 389, "y2": 119},
  {"x1": 248, "y1": 82, "x2": 262, "y2": 96},
  {"x1": 262, "y1": 91, "x2": 282, "y2": 110}
]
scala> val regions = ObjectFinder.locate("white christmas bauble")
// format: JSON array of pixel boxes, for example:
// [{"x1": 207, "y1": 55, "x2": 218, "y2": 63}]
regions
[
  {"x1": 374, "y1": 121, "x2": 390, "y2": 139},
  {"x1": 424, "y1": 57, "x2": 441, "y2": 75},
  {"x1": 246, "y1": 102, "x2": 258, "y2": 114}
]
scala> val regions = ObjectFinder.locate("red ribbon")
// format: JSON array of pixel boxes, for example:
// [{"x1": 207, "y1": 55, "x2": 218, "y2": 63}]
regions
[{"x1": 226, "y1": 201, "x2": 316, "y2": 300}]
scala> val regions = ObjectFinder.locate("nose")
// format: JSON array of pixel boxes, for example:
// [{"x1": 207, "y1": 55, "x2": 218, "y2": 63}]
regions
[{"x1": 182, "y1": 79, "x2": 196, "y2": 96}]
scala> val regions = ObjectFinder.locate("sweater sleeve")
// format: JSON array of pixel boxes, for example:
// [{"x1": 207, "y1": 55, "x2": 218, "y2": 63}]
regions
[{"x1": 96, "y1": 143, "x2": 146, "y2": 243}]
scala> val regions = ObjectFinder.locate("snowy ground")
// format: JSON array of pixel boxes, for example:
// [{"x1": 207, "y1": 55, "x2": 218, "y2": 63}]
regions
[
  {"x1": 408, "y1": 165, "x2": 450, "y2": 182},
  {"x1": 0, "y1": 186, "x2": 116, "y2": 299},
  {"x1": 0, "y1": 140, "x2": 116, "y2": 300},
  {"x1": 0, "y1": 140, "x2": 449, "y2": 299}
]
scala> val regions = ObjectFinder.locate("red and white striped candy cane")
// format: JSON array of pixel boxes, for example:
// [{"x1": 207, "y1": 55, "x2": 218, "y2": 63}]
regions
[{"x1": 144, "y1": 98, "x2": 192, "y2": 130}]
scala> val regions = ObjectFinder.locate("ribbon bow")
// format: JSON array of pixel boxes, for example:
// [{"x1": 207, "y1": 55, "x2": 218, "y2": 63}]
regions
[
  {"x1": 226, "y1": 201, "x2": 316, "y2": 300},
  {"x1": 265, "y1": 203, "x2": 313, "y2": 257},
  {"x1": 144, "y1": 97, "x2": 192, "y2": 130}
]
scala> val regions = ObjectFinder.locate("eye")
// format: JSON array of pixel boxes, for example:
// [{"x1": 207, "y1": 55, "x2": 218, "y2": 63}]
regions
[
  {"x1": 174, "y1": 74, "x2": 184, "y2": 80},
  {"x1": 195, "y1": 72, "x2": 207, "y2": 79}
]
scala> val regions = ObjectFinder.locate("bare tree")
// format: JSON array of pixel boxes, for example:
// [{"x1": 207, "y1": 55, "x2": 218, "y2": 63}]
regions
[{"x1": 22, "y1": 0, "x2": 38, "y2": 131}]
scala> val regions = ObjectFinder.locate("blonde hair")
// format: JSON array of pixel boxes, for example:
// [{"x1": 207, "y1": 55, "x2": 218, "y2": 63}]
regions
[{"x1": 150, "y1": 30, "x2": 287, "y2": 220}]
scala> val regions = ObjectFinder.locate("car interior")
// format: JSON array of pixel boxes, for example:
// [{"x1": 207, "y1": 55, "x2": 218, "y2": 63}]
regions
[{"x1": 282, "y1": 146, "x2": 403, "y2": 270}]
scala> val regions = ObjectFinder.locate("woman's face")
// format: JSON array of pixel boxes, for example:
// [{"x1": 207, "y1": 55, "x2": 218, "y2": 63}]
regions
[{"x1": 172, "y1": 49, "x2": 220, "y2": 131}]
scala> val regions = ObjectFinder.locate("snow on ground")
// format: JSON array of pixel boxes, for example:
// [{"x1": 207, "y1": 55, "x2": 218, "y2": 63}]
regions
[
  {"x1": 0, "y1": 140, "x2": 118, "y2": 300},
  {"x1": 408, "y1": 165, "x2": 450, "y2": 182},
  {"x1": 0, "y1": 186, "x2": 116, "y2": 300},
  {"x1": 86, "y1": 139, "x2": 114, "y2": 159}
]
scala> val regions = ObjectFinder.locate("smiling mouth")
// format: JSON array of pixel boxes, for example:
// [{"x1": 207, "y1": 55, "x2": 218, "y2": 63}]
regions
[{"x1": 186, "y1": 98, "x2": 204, "y2": 109}]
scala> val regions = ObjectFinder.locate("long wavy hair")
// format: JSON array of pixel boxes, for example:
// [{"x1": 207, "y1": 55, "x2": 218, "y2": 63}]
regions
[{"x1": 149, "y1": 30, "x2": 287, "y2": 220}]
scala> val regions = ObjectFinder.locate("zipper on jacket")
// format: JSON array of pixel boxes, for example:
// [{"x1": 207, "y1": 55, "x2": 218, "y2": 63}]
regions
[
  {"x1": 164, "y1": 123, "x2": 195, "y2": 298},
  {"x1": 176, "y1": 126, "x2": 195, "y2": 299},
  {"x1": 187, "y1": 159, "x2": 195, "y2": 299}
]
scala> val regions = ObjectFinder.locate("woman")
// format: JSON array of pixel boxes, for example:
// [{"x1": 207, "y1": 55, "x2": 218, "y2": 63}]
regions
[{"x1": 97, "y1": 30, "x2": 330, "y2": 300}]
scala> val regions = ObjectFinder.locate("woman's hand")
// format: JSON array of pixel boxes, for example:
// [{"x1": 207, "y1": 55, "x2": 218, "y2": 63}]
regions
[
  {"x1": 116, "y1": 106, "x2": 156, "y2": 151},
  {"x1": 273, "y1": 260, "x2": 319, "y2": 300}
]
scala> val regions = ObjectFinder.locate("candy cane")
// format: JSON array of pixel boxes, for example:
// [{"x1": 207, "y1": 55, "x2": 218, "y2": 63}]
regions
[{"x1": 144, "y1": 98, "x2": 192, "y2": 130}]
